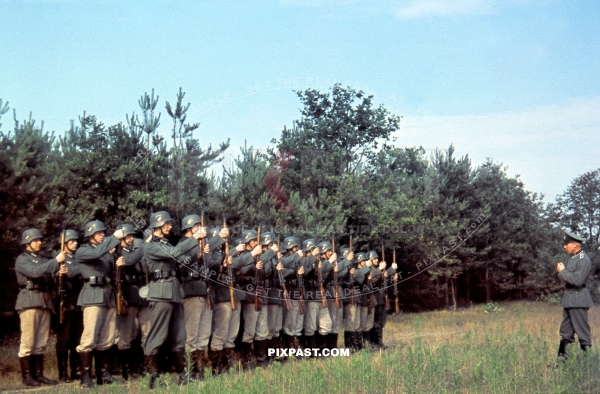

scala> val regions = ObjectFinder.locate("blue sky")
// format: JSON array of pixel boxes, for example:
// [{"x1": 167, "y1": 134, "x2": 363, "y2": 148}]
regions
[{"x1": 1, "y1": 0, "x2": 599, "y2": 200}]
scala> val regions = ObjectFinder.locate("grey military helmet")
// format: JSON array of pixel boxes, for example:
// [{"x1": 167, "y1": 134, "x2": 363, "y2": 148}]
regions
[
  {"x1": 118, "y1": 224, "x2": 136, "y2": 237},
  {"x1": 63, "y1": 229, "x2": 79, "y2": 243},
  {"x1": 209, "y1": 227, "x2": 221, "y2": 239},
  {"x1": 149, "y1": 211, "x2": 173, "y2": 229},
  {"x1": 84, "y1": 220, "x2": 106, "y2": 237},
  {"x1": 260, "y1": 232, "x2": 275, "y2": 246},
  {"x1": 340, "y1": 247, "x2": 351, "y2": 259},
  {"x1": 318, "y1": 241, "x2": 333, "y2": 254},
  {"x1": 302, "y1": 238, "x2": 317, "y2": 252},
  {"x1": 368, "y1": 250, "x2": 379, "y2": 260},
  {"x1": 355, "y1": 252, "x2": 367, "y2": 263},
  {"x1": 21, "y1": 228, "x2": 42, "y2": 245},
  {"x1": 182, "y1": 214, "x2": 201, "y2": 231},
  {"x1": 284, "y1": 236, "x2": 300, "y2": 251},
  {"x1": 241, "y1": 229, "x2": 258, "y2": 244}
]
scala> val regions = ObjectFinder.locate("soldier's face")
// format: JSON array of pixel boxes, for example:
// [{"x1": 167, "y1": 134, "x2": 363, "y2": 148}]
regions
[
  {"x1": 66, "y1": 240, "x2": 78, "y2": 252},
  {"x1": 28, "y1": 239, "x2": 42, "y2": 253},
  {"x1": 191, "y1": 224, "x2": 201, "y2": 233},
  {"x1": 563, "y1": 241, "x2": 580, "y2": 255},
  {"x1": 91, "y1": 231, "x2": 105, "y2": 244},
  {"x1": 161, "y1": 222, "x2": 172, "y2": 235},
  {"x1": 124, "y1": 235, "x2": 134, "y2": 247}
]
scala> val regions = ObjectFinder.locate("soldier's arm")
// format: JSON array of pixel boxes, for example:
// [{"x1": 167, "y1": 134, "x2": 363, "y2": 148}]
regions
[
  {"x1": 260, "y1": 249, "x2": 275, "y2": 263},
  {"x1": 559, "y1": 258, "x2": 592, "y2": 287},
  {"x1": 354, "y1": 266, "x2": 369, "y2": 285},
  {"x1": 145, "y1": 236, "x2": 198, "y2": 261},
  {"x1": 337, "y1": 259, "x2": 350, "y2": 278},
  {"x1": 122, "y1": 246, "x2": 145, "y2": 266},
  {"x1": 232, "y1": 252, "x2": 254, "y2": 270},
  {"x1": 15, "y1": 255, "x2": 59, "y2": 277},
  {"x1": 75, "y1": 236, "x2": 120, "y2": 263}
]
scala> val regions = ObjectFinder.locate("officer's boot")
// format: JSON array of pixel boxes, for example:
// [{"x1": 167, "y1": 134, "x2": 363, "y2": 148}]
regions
[
  {"x1": 370, "y1": 327, "x2": 379, "y2": 349},
  {"x1": 378, "y1": 326, "x2": 388, "y2": 350},
  {"x1": 109, "y1": 344, "x2": 121, "y2": 376},
  {"x1": 209, "y1": 349, "x2": 222, "y2": 376},
  {"x1": 329, "y1": 332, "x2": 339, "y2": 349},
  {"x1": 581, "y1": 343, "x2": 591, "y2": 353},
  {"x1": 224, "y1": 348, "x2": 236, "y2": 373},
  {"x1": 355, "y1": 331, "x2": 364, "y2": 351},
  {"x1": 31, "y1": 354, "x2": 57, "y2": 385},
  {"x1": 305, "y1": 335, "x2": 317, "y2": 357},
  {"x1": 94, "y1": 350, "x2": 115, "y2": 385},
  {"x1": 146, "y1": 354, "x2": 160, "y2": 389},
  {"x1": 57, "y1": 350, "x2": 72, "y2": 383},
  {"x1": 316, "y1": 333, "x2": 328, "y2": 354},
  {"x1": 189, "y1": 349, "x2": 202, "y2": 381},
  {"x1": 119, "y1": 348, "x2": 132, "y2": 380},
  {"x1": 240, "y1": 342, "x2": 254, "y2": 370},
  {"x1": 254, "y1": 339, "x2": 268, "y2": 367},
  {"x1": 344, "y1": 332, "x2": 350, "y2": 348},
  {"x1": 19, "y1": 356, "x2": 40, "y2": 387},
  {"x1": 69, "y1": 348, "x2": 81, "y2": 381},
  {"x1": 78, "y1": 351, "x2": 94, "y2": 389},
  {"x1": 557, "y1": 340, "x2": 569, "y2": 366},
  {"x1": 173, "y1": 349, "x2": 187, "y2": 385}
]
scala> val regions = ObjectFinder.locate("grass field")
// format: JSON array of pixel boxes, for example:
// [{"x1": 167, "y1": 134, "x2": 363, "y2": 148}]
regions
[{"x1": 1, "y1": 301, "x2": 599, "y2": 393}]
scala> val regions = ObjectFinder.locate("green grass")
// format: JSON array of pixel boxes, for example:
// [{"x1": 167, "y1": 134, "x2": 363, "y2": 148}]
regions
[{"x1": 1, "y1": 302, "x2": 599, "y2": 393}]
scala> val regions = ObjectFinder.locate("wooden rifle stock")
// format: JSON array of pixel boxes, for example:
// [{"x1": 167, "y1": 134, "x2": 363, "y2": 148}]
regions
[
  {"x1": 393, "y1": 249, "x2": 400, "y2": 314},
  {"x1": 201, "y1": 210, "x2": 212, "y2": 310},
  {"x1": 382, "y1": 242, "x2": 390, "y2": 310},
  {"x1": 332, "y1": 235, "x2": 341, "y2": 309},
  {"x1": 58, "y1": 230, "x2": 65, "y2": 324},
  {"x1": 223, "y1": 217, "x2": 236, "y2": 311},
  {"x1": 115, "y1": 237, "x2": 127, "y2": 316},
  {"x1": 318, "y1": 258, "x2": 327, "y2": 309},
  {"x1": 349, "y1": 235, "x2": 355, "y2": 305},
  {"x1": 255, "y1": 226, "x2": 262, "y2": 312},
  {"x1": 298, "y1": 259, "x2": 305, "y2": 315}
]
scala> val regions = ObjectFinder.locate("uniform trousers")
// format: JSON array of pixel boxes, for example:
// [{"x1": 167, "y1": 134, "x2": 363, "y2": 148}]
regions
[
  {"x1": 211, "y1": 301, "x2": 241, "y2": 350},
  {"x1": 304, "y1": 301, "x2": 332, "y2": 336},
  {"x1": 343, "y1": 303, "x2": 359, "y2": 332},
  {"x1": 182, "y1": 296, "x2": 212, "y2": 351},
  {"x1": 267, "y1": 304, "x2": 283, "y2": 339},
  {"x1": 560, "y1": 307, "x2": 591, "y2": 346},
  {"x1": 327, "y1": 300, "x2": 343, "y2": 334},
  {"x1": 76, "y1": 306, "x2": 116, "y2": 353},
  {"x1": 283, "y1": 300, "x2": 304, "y2": 336},
  {"x1": 118, "y1": 305, "x2": 152, "y2": 350},
  {"x1": 18, "y1": 308, "x2": 51, "y2": 357},
  {"x1": 143, "y1": 302, "x2": 185, "y2": 355},
  {"x1": 242, "y1": 303, "x2": 269, "y2": 342}
]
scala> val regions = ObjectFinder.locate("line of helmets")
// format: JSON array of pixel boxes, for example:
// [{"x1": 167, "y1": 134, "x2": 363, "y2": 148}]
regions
[{"x1": 20, "y1": 210, "x2": 380, "y2": 261}]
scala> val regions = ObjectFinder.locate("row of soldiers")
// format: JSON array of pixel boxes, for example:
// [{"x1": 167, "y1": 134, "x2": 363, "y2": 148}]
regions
[{"x1": 14, "y1": 210, "x2": 400, "y2": 389}]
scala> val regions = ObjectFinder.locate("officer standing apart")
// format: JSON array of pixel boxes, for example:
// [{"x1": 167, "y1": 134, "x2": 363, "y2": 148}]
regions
[
  {"x1": 556, "y1": 229, "x2": 593, "y2": 360},
  {"x1": 143, "y1": 211, "x2": 207, "y2": 389},
  {"x1": 75, "y1": 220, "x2": 124, "y2": 388},
  {"x1": 16, "y1": 229, "x2": 66, "y2": 387}
]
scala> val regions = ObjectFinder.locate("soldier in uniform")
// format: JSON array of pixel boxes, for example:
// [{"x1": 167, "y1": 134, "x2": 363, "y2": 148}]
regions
[
  {"x1": 75, "y1": 220, "x2": 125, "y2": 388},
  {"x1": 280, "y1": 236, "x2": 305, "y2": 351},
  {"x1": 344, "y1": 252, "x2": 366, "y2": 351},
  {"x1": 364, "y1": 251, "x2": 381, "y2": 349},
  {"x1": 115, "y1": 224, "x2": 149, "y2": 380},
  {"x1": 235, "y1": 229, "x2": 270, "y2": 369},
  {"x1": 303, "y1": 241, "x2": 334, "y2": 352},
  {"x1": 16, "y1": 228, "x2": 66, "y2": 386},
  {"x1": 326, "y1": 245, "x2": 349, "y2": 350},
  {"x1": 371, "y1": 256, "x2": 388, "y2": 350},
  {"x1": 179, "y1": 215, "x2": 212, "y2": 381},
  {"x1": 143, "y1": 211, "x2": 207, "y2": 389},
  {"x1": 54, "y1": 229, "x2": 84, "y2": 383},
  {"x1": 556, "y1": 229, "x2": 593, "y2": 360},
  {"x1": 209, "y1": 234, "x2": 240, "y2": 375},
  {"x1": 355, "y1": 252, "x2": 373, "y2": 349}
]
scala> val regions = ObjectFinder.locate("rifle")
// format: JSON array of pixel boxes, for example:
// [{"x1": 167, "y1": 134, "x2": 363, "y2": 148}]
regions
[
  {"x1": 255, "y1": 226, "x2": 262, "y2": 311},
  {"x1": 332, "y1": 234, "x2": 341, "y2": 309},
  {"x1": 223, "y1": 216, "x2": 236, "y2": 311},
  {"x1": 201, "y1": 210, "x2": 213, "y2": 310},
  {"x1": 393, "y1": 248, "x2": 400, "y2": 314},
  {"x1": 58, "y1": 229, "x2": 66, "y2": 324},
  {"x1": 317, "y1": 254, "x2": 327, "y2": 309},
  {"x1": 297, "y1": 255, "x2": 305, "y2": 315},
  {"x1": 115, "y1": 225, "x2": 127, "y2": 316},
  {"x1": 382, "y1": 242, "x2": 389, "y2": 311},
  {"x1": 349, "y1": 234, "x2": 355, "y2": 305},
  {"x1": 278, "y1": 237, "x2": 293, "y2": 311}
]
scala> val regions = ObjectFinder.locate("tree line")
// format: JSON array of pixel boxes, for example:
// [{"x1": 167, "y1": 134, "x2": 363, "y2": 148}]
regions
[{"x1": 0, "y1": 85, "x2": 598, "y2": 315}]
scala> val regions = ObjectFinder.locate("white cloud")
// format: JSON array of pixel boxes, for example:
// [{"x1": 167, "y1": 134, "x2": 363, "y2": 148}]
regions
[
  {"x1": 395, "y1": 0, "x2": 496, "y2": 19},
  {"x1": 394, "y1": 97, "x2": 600, "y2": 200}
]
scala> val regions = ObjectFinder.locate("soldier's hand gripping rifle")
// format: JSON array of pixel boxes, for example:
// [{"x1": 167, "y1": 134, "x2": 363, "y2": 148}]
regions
[
  {"x1": 382, "y1": 242, "x2": 390, "y2": 311},
  {"x1": 393, "y1": 248, "x2": 400, "y2": 314},
  {"x1": 349, "y1": 234, "x2": 355, "y2": 306},
  {"x1": 332, "y1": 234, "x2": 341, "y2": 309},
  {"x1": 115, "y1": 225, "x2": 128, "y2": 316},
  {"x1": 278, "y1": 237, "x2": 293, "y2": 311},
  {"x1": 223, "y1": 216, "x2": 236, "y2": 311},
  {"x1": 255, "y1": 226, "x2": 262, "y2": 312},
  {"x1": 201, "y1": 210, "x2": 214, "y2": 310},
  {"x1": 58, "y1": 229, "x2": 66, "y2": 324}
]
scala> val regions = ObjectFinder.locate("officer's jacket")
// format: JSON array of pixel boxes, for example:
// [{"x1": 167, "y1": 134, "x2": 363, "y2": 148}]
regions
[
  {"x1": 558, "y1": 250, "x2": 594, "y2": 308},
  {"x1": 121, "y1": 243, "x2": 146, "y2": 306},
  {"x1": 76, "y1": 236, "x2": 120, "y2": 307},
  {"x1": 56, "y1": 252, "x2": 84, "y2": 311},
  {"x1": 144, "y1": 236, "x2": 198, "y2": 303},
  {"x1": 15, "y1": 251, "x2": 59, "y2": 311},
  {"x1": 326, "y1": 258, "x2": 349, "y2": 301}
]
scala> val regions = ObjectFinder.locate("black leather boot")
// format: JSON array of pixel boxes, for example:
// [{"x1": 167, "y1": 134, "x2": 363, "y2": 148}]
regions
[
  {"x1": 57, "y1": 350, "x2": 72, "y2": 383},
  {"x1": 173, "y1": 349, "x2": 187, "y2": 385},
  {"x1": 79, "y1": 351, "x2": 94, "y2": 389},
  {"x1": 19, "y1": 356, "x2": 40, "y2": 387},
  {"x1": 329, "y1": 333, "x2": 339, "y2": 349},
  {"x1": 240, "y1": 342, "x2": 254, "y2": 370},
  {"x1": 69, "y1": 349, "x2": 81, "y2": 380},
  {"x1": 209, "y1": 349, "x2": 224, "y2": 376},
  {"x1": 189, "y1": 349, "x2": 204, "y2": 381},
  {"x1": 120, "y1": 349, "x2": 132, "y2": 380},
  {"x1": 254, "y1": 339, "x2": 268, "y2": 367},
  {"x1": 223, "y1": 348, "x2": 235, "y2": 373},
  {"x1": 94, "y1": 350, "x2": 115, "y2": 385},
  {"x1": 315, "y1": 333, "x2": 328, "y2": 354},
  {"x1": 31, "y1": 354, "x2": 57, "y2": 385},
  {"x1": 146, "y1": 354, "x2": 160, "y2": 389}
]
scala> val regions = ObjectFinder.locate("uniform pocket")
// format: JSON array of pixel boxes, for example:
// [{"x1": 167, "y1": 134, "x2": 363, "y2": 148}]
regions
[
  {"x1": 87, "y1": 287, "x2": 105, "y2": 304},
  {"x1": 150, "y1": 279, "x2": 174, "y2": 300}
]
